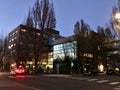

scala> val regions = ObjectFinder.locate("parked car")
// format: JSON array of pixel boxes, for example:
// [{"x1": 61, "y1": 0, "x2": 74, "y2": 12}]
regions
[
  {"x1": 106, "y1": 69, "x2": 116, "y2": 75},
  {"x1": 84, "y1": 70, "x2": 98, "y2": 76}
]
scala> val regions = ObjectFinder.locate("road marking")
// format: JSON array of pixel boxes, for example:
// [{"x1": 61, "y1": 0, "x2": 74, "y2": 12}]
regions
[
  {"x1": 109, "y1": 82, "x2": 120, "y2": 85},
  {"x1": 78, "y1": 77, "x2": 89, "y2": 80},
  {"x1": 27, "y1": 86, "x2": 42, "y2": 90},
  {"x1": 114, "y1": 87, "x2": 120, "y2": 90},
  {"x1": 97, "y1": 80, "x2": 109, "y2": 83},
  {"x1": 71, "y1": 77, "x2": 79, "y2": 79},
  {"x1": 8, "y1": 75, "x2": 33, "y2": 79},
  {"x1": 43, "y1": 74, "x2": 71, "y2": 78},
  {"x1": 71, "y1": 77, "x2": 89, "y2": 80},
  {"x1": 88, "y1": 79, "x2": 98, "y2": 81}
]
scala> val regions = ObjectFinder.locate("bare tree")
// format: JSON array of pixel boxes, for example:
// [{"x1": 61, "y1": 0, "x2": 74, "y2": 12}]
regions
[
  {"x1": 23, "y1": 0, "x2": 56, "y2": 72},
  {"x1": 25, "y1": 8, "x2": 34, "y2": 27},
  {"x1": 74, "y1": 19, "x2": 92, "y2": 73},
  {"x1": 24, "y1": 0, "x2": 56, "y2": 30},
  {"x1": 0, "y1": 30, "x2": 7, "y2": 71}
]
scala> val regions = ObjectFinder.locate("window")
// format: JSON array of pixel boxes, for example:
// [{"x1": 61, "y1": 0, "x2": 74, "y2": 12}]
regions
[
  {"x1": 37, "y1": 33, "x2": 40, "y2": 36},
  {"x1": 8, "y1": 46, "x2": 11, "y2": 49},
  {"x1": 53, "y1": 40, "x2": 77, "y2": 60},
  {"x1": 16, "y1": 31, "x2": 18, "y2": 33},
  {"x1": 21, "y1": 29, "x2": 26, "y2": 32},
  {"x1": 14, "y1": 43, "x2": 16, "y2": 46},
  {"x1": 42, "y1": 53, "x2": 47, "y2": 57},
  {"x1": 9, "y1": 40, "x2": 11, "y2": 43},
  {"x1": 20, "y1": 42, "x2": 23, "y2": 45}
]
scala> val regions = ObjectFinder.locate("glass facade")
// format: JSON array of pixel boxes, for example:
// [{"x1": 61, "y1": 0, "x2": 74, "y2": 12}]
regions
[
  {"x1": 106, "y1": 41, "x2": 120, "y2": 70},
  {"x1": 53, "y1": 41, "x2": 77, "y2": 60}
]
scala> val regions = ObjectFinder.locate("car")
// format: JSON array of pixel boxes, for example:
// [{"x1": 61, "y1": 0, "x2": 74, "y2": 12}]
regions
[
  {"x1": 84, "y1": 70, "x2": 98, "y2": 76},
  {"x1": 106, "y1": 69, "x2": 116, "y2": 75},
  {"x1": 10, "y1": 66, "x2": 26, "y2": 75}
]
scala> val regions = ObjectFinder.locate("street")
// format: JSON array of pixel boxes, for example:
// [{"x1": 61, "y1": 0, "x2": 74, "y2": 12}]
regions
[
  {"x1": 0, "y1": 73, "x2": 120, "y2": 90},
  {"x1": 0, "y1": 75, "x2": 37, "y2": 90}
]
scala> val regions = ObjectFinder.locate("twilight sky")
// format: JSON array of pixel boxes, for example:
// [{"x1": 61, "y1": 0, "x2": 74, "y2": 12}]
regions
[{"x1": 0, "y1": 0, "x2": 117, "y2": 36}]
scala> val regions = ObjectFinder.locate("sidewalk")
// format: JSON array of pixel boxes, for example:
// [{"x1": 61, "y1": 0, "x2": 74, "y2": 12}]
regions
[
  {"x1": 41, "y1": 74, "x2": 84, "y2": 78},
  {"x1": 41, "y1": 73, "x2": 106, "y2": 78},
  {"x1": 42, "y1": 74, "x2": 72, "y2": 78},
  {"x1": 0, "y1": 72, "x2": 10, "y2": 76}
]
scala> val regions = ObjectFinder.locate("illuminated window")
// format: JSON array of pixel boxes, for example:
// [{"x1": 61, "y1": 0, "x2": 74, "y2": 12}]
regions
[
  {"x1": 8, "y1": 46, "x2": 11, "y2": 49},
  {"x1": 21, "y1": 29, "x2": 26, "y2": 32},
  {"x1": 11, "y1": 44, "x2": 13, "y2": 47},
  {"x1": 12, "y1": 38, "x2": 14, "y2": 41},
  {"x1": 37, "y1": 33, "x2": 40, "y2": 36},
  {"x1": 16, "y1": 31, "x2": 18, "y2": 33},
  {"x1": 9, "y1": 40, "x2": 11, "y2": 42},
  {"x1": 20, "y1": 42, "x2": 23, "y2": 45},
  {"x1": 14, "y1": 37, "x2": 17, "y2": 40},
  {"x1": 14, "y1": 43, "x2": 16, "y2": 46}
]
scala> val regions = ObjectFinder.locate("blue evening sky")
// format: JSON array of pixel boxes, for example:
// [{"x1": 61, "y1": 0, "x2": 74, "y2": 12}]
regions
[{"x1": 0, "y1": 0, "x2": 117, "y2": 37}]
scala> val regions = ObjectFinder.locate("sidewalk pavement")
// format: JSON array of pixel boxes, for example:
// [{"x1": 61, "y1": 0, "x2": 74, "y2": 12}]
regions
[
  {"x1": 41, "y1": 74, "x2": 84, "y2": 78},
  {"x1": 41, "y1": 72, "x2": 106, "y2": 78},
  {"x1": 42, "y1": 74, "x2": 72, "y2": 78},
  {"x1": 0, "y1": 72, "x2": 10, "y2": 76}
]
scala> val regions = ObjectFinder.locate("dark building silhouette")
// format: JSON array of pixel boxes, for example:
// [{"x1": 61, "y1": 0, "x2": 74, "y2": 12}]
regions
[{"x1": 7, "y1": 24, "x2": 62, "y2": 71}]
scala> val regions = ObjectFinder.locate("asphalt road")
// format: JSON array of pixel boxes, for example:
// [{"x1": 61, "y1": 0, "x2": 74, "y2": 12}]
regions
[
  {"x1": 0, "y1": 73, "x2": 120, "y2": 90},
  {"x1": 0, "y1": 75, "x2": 38, "y2": 90}
]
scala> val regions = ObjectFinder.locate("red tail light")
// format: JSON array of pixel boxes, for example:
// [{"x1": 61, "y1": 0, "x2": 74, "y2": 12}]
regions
[
  {"x1": 15, "y1": 68, "x2": 25, "y2": 73},
  {"x1": 21, "y1": 69, "x2": 25, "y2": 72},
  {"x1": 15, "y1": 69, "x2": 20, "y2": 73}
]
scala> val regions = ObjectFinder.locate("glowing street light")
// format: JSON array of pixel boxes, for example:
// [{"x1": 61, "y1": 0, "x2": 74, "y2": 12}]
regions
[
  {"x1": 114, "y1": 12, "x2": 120, "y2": 23},
  {"x1": 113, "y1": 12, "x2": 120, "y2": 38}
]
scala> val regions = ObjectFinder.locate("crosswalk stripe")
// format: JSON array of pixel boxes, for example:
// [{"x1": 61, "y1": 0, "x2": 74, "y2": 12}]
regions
[
  {"x1": 114, "y1": 87, "x2": 120, "y2": 90},
  {"x1": 71, "y1": 77, "x2": 79, "y2": 79},
  {"x1": 78, "y1": 78, "x2": 89, "y2": 80},
  {"x1": 109, "y1": 82, "x2": 120, "y2": 85},
  {"x1": 88, "y1": 79, "x2": 98, "y2": 81},
  {"x1": 97, "y1": 80, "x2": 109, "y2": 83},
  {"x1": 71, "y1": 77, "x2": 89, "y2": 80}
]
